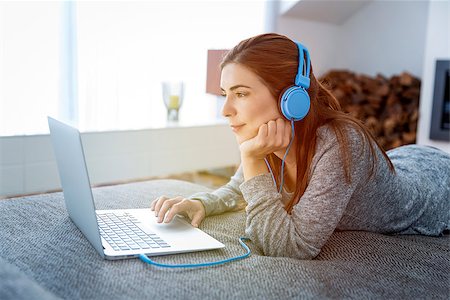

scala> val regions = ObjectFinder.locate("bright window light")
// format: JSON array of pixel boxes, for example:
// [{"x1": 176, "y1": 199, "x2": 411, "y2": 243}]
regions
[
  {"x1": 0, "y1": 2, "x2": 61, "y2": 136},
  {"x1": 0, "y1": 1, "x2": 266, "y2": 136}
]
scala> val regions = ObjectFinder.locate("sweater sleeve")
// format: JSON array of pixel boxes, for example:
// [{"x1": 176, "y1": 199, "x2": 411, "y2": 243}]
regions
[
  {"x1": 187, "y1": 165, "x2": 247, "y2": 216},
  {"x1": 240, "y1": 126, "x2": 370, "y2": 259}
]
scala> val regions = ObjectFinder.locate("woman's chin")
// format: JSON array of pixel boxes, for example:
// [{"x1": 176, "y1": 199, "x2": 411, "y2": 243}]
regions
[
  {"x1": 234, "y1": 134, "x2": 246, "y2": 145},
  {"x1": 232, "y1": 129, "x2": 257, "y2": 145}
]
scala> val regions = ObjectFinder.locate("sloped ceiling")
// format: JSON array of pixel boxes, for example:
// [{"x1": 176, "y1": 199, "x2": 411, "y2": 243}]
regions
[{"x1": 281, "y1": 0, "x2": 374, "y2": 25}]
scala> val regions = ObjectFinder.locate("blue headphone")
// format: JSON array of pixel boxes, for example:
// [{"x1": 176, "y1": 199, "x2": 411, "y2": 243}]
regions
[{"x1": 280, "y1": 41, "x2": 311, "y2": 121}]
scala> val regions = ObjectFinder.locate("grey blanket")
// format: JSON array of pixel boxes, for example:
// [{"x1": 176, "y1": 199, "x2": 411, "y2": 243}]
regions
[{"x1": 0, "y1": 180, "x2": 448, "y2": 299}]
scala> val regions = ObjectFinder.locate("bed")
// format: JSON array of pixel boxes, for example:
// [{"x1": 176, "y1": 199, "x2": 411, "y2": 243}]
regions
[{"x1": 1, "y1": 179, "x2": 448, "y2": 299}]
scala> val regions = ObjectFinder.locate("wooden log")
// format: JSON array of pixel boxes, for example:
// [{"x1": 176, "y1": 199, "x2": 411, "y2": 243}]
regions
[{"x1": 319, "y1": 70, "x2": 421, "y2": 150}]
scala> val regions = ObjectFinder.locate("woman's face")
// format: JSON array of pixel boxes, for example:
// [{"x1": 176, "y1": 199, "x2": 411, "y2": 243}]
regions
[{"x1": 220, "y1": 63, "x2": 283, "y2": 144}]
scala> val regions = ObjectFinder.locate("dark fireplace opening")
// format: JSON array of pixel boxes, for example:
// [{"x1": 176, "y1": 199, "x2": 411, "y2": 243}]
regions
[
  {"x1": 441, "y1": 69, "x2": 449, "y2": 129},
  {"x1": 430, "y1": 60, "x2": 450, "y2": 141}
]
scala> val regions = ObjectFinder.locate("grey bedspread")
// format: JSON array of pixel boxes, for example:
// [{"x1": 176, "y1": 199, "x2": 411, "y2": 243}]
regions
[{"x1": 0, "y1": 179, "x2": 448, "y2": 299}]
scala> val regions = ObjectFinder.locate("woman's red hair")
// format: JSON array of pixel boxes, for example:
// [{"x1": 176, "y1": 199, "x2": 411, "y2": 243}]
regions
[{"x1": 221, "y1": 33, "x2": 395, "y2": 214}]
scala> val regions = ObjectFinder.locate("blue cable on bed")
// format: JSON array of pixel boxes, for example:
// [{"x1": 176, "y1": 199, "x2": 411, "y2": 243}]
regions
[{"x1": 138, "y1": 237, "x2": 251, "y2": 268}]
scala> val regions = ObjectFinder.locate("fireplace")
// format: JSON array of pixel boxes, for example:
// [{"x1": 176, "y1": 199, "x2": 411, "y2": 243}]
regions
[{"x1": 429, "y1": 60, "x2": 450, "y2": 141}]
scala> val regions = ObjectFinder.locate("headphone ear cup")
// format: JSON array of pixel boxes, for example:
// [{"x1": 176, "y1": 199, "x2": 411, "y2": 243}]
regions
[{"x1": 280, "y1": 86, "x2": 310, "y2": 121}]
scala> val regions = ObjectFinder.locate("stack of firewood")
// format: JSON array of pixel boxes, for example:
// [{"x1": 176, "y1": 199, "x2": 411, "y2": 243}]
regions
[{"x1": 319, "y1": 70, "x2": 421, "y2": 150}]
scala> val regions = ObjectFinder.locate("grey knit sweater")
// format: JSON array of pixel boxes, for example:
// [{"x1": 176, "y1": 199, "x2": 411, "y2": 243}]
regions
[{"x1": 189, "y1": 125, "x2": 450, "y2": 259}]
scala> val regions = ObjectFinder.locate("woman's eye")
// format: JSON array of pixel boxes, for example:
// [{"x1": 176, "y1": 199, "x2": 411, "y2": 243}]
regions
[{"x1": 236, "y1": 92, "x2": 247, "y2": 98}]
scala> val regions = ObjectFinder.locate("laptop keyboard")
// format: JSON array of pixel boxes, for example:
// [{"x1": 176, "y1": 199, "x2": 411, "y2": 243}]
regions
[{"x1": 97, "y1": 212, "x2": 171, "y2": 251}]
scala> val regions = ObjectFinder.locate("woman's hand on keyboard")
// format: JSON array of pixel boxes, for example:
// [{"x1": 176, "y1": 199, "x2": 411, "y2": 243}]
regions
[{"x1": 150, "y1": 196, "x2": 206, "y2": 228}]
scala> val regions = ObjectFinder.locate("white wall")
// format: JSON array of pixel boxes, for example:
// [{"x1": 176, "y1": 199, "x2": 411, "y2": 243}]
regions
[
  {"x1": 337, "y1": 0, "x2": 429, "y2": 78},
  {"x1": 277, "y1": 0, "x2": 429, "y2": 78},
  {"x1": 417, "y1": 0, "x2": 450, "y2": 153},
  {"x1": 277, "y1": 17, "x2": 340, "y2": 77},
  {"x1": 0, "y1": 123, "x2": 240, "y2": 198}
]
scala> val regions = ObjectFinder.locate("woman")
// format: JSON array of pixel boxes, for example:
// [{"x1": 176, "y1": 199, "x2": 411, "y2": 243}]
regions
[{"x1": 151, "y1": 33, "x2": 450, "y2": 260}]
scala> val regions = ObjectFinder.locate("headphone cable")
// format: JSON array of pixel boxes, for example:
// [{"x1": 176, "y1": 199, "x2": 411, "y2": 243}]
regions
[
  {"x1": 139, "y1": 237, "x2": 251, "y2": 268},
  {"x1": 265, "y1": 120, "x2": 295, "y2": 193}
]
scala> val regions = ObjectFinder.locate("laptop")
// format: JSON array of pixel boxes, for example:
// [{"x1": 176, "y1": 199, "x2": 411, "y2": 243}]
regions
[{"x1": 48, "y1": 117, "x2": 225, "y2": 260}]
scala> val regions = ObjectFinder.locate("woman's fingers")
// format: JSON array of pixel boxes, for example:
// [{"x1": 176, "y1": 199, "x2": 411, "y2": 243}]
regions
[
  {"x1": 151, "y1": 197, "x2": 205, "y2": 227},
  {"x1": 276, "y1": 118, "x2": 285, "y2": 146},
  {"x1": 151, "y1": 195, "x2": 168, "y2": 215},
  {"x1": 284, "y1": 120, "x2": 292, "y2": 146},
  {"x1": 190, "y1": 212, "x2": 204, "y2": 228},
  {"x1": 267, "y1": 120, "x2": 277, "y2": 138},
  {"x1": 150, "y1": 196, "x2": 162, "y2": 210},
  {"x1": 257, "y1": 123, "x2": 268, "y2": 138},
  {"x1": 157, "y1": 197, "x2": 182, "y2": 222},
  {"x1": 162, "y1": 199, "x2": 190, "y2": 223},
  {"x1": 266, "y1": 118, "x2": 290, "y2": 149}
]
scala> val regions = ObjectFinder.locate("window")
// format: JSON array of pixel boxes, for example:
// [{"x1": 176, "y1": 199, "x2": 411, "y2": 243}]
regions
[
  {"x1": 0, "y1": 1, "x2": 265, "y2": 136},
  {"x1": 0, "y1": 2, "x2": 61, "y2": 136}
]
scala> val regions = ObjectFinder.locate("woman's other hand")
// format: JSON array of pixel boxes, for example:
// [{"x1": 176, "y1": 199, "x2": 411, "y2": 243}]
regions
[
  {"x1": 239, "y1": 118, "x2": 291, "y2": 160},
  {"x1": 150, "y1": 196, "x2": 206, "y2": 228}
]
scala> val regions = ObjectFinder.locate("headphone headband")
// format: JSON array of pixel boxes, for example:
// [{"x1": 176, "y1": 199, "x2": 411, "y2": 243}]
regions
[{"x1": 294, "y1": 41, "x2": 310, "y2": 89}]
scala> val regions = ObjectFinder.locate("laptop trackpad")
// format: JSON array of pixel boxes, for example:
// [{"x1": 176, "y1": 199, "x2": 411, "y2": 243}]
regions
[{"x1": 133, "y1": 209, "x2": 221, "y2": 248}]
